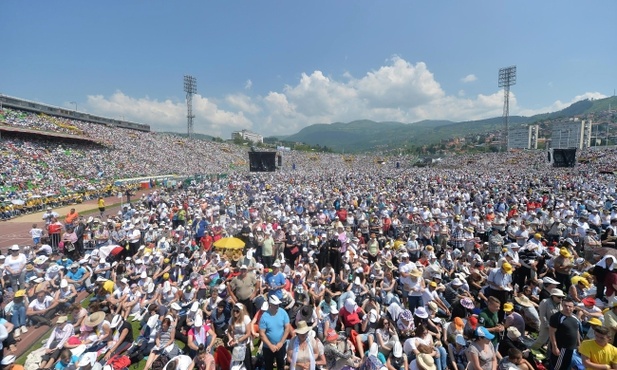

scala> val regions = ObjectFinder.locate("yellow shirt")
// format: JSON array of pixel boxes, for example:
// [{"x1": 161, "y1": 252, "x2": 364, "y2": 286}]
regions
[
  {"x1": 98, "y1": 198, "x2": 105, "y2": 208},
  {"x1": 578, "y1": 339, "x2": 617, "y2": 370}
]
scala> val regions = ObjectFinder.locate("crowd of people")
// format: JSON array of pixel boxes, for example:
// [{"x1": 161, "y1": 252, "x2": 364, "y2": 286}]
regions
[{"x1": 3, "y1": 108, "x2": 617, "y2": 370}]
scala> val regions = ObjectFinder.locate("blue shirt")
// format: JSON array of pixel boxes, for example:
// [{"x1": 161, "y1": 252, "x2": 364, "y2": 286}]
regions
[
  {"x1": 54, "y1": 355, "x2": 78, "y2": 370},
  {"x1": 259, "y1": 307, "x2": 290, "y2": 344},
  {"x1": 66, "y1": 267, "x2": 86, "y2": 281},
  {"x1": 56, "y1": 259, "x2": 73, "y2": 269},
  {"x1": 265, "y1": 272, "x2": 286, "y2": 299}
]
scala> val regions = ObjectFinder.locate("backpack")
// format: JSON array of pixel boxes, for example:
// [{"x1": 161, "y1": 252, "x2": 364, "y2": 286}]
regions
[
  {"x1": 107, "y1": 355, "x2": 131, "y2": 370},
  {"x1": 151, "y1": 353, "x2": 170, "y2": 370}
]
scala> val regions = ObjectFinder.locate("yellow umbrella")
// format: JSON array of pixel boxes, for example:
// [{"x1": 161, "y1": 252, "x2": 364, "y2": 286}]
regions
[{"x1": 213, "y1": 237, "x2": 245, "y2": 250}]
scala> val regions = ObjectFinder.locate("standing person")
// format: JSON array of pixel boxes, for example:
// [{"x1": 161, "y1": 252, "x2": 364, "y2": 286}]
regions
[
  {"x1": 65, "y1": 208, "x2": 79, "y2": 228},
  {"x1": 42, "y1": 207, "x2": 59, "y2": 225},
  {"x1": 286, "y1": 321, "x2": 322, "y2": 370},
  {"x1": 48, "y1": 217, "x2": 63, "y2": 252},
  {"x1": 262, "y1": 230, "x2": 275, "y2": 268},
  {"x1": 29, "y1": 224, "x2": 43, "y2": 246},
  {"x1": 578, "y1": 326, "x2": 617, "y2": 370},
  {"x1": 98, "y1": 196, "x2": 105, "y2": 218},
  {"x1": 532, "y1": 289, "x2": 566, "y2": 349},
  {"x1": 554, "y1": 248, "x2": 574, "y2": 292},
  {"x1": 265, "y1": 261, "x2": 287, "y2": 301},
  {"x1": 4, "y1": 245, "x2": 27, "y2": 291},
  {"x1": 487, "y1": 228, "x2": 504, "y2": 262},
  {"x1": 259, "y1": 295, "x2": 292, "y2": 370},
  {"x1": 227, "y1": 303, "x2": 253, "y2": 370},
  {"x1": 594, "y1": 255, "x2": 616, "y2": 302},
  {"x1": 228, "y1": 265, "x2": 259, "y2": 317},
  {"x1": 487, "y1": 262, "x2": 513, "y2": 320},
  {"x1": 127, "y1": 225, "x2": 141, "y2": 257},
  {"x1": 548, "y1": 297, "x2": 580, "y2": 370}
]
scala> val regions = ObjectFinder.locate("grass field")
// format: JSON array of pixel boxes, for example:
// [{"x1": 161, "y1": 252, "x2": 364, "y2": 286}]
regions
[{"x1": 16, "y1": 294, "x2": 153, "y2": 370}]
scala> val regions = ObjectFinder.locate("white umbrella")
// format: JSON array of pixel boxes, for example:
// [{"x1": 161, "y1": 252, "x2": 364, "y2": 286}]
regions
[{"x1": 11, "y1": 199, "x2": 25, "y2": 205}]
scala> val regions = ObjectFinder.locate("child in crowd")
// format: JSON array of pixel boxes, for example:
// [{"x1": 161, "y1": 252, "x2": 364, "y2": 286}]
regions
[{"x1": 29, "y1": 224, "x2": 43, "y2": 246}]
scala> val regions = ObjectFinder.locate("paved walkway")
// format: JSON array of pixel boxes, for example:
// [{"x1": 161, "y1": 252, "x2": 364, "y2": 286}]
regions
[{"x1": 0, "y1": 190, "x2": 148, "y2": 252}]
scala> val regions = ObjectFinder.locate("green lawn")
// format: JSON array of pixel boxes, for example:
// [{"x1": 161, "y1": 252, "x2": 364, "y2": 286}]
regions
[{"x1": 16, "y1": 295, "x2": 151, "y2": 369}]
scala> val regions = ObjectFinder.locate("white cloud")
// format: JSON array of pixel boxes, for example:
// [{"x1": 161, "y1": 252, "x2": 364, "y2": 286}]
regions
[
  {"x1": 461, "y1": 74, "x2": 477, "y2": 83},
  {"x1": 85, "y1": 91, "x2": 251, "y2": 138},
  {"x1": 516, "y1": 92, "x2": 607, "y2": 116},
  {"x1": 83, "y1": 58, "x2": 607, "y2": 138}
]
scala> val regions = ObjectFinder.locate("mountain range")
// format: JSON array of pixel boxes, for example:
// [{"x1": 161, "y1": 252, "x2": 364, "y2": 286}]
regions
[{"x1": 271, "y1": 96, "x2": 617, "y2": 153}]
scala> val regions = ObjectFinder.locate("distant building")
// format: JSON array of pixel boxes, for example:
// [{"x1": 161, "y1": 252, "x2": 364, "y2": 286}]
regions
[
  {"x1": 231, "y1": 129, "x2": 263, "y2": 143},
  {"x1": 550, "y1": 120, "x2": 591, "y2": 149},
  {"x1": 508, "y1": 125, "x2": 539, "y2": 149}
]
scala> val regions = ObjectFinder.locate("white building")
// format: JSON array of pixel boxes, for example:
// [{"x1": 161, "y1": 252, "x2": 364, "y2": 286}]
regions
[
  {"x1": 231, "y1": 129, "x2": 263, "y2": 143},
  {"x1": 508, "y1": 125, "x2": 539, "y2": 149},
  {"x1": 551, "y1": 120, "x2": 591, "y2": 149}
]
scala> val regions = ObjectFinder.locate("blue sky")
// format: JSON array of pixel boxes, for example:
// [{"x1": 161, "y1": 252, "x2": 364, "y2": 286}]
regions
[{"x1": 1, "y1": 1, "x2": 615, "y2": 138}]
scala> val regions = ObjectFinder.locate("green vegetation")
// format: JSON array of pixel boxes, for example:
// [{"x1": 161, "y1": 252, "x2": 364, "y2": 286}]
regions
[{"x1": 269, "y1": 95, "x2": 617, "y2": 153}]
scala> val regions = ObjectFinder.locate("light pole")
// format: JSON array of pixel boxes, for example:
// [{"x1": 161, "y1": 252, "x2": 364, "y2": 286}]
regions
[
  {"x1": 498, "y1": 66, "x2": 517, "y2": 152},
  {"x1": 184, "y1": 75, "x2": 197, "y2": 139},
  {"x1": 69, "y1": 101, "x2": 77, "y2": 112}
]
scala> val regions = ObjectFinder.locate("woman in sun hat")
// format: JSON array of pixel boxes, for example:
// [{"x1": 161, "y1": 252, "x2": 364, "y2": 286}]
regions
[{"x1": 286, "y1": 320, "x2": 323, "y2": 370}]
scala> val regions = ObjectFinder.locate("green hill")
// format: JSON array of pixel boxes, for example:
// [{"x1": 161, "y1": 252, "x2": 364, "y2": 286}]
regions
[{"x1": 279, "y1": 96, "x2": 617, "y2": 152}]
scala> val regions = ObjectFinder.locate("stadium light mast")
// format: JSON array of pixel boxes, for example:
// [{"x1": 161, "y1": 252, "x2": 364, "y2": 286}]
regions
[
  {"x1": 184, "y1": 75, "x2": 197, "y2": 139},
  {"x1": 498, "y1": 65, "x2": 516, "y2": 151}
]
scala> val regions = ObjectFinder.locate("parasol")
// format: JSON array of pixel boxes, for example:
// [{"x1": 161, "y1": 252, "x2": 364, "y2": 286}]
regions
[{"x1": 213, "y1": 237, "x2": 245, "y2": 250}]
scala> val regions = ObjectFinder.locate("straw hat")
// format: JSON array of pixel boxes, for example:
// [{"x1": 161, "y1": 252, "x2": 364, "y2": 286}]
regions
[
  {"x1": 84, "y1": 311, "x2": 105, "y2": 327},
  {"x1": 417, "y1": 353, "x2": 437, "y2": 370},
  {"x1": 514, "y1": 295, "x2": 533, "y2": 307},
  {"x1": 295, "y1": 320, "x2": 312, "y2": 335},
  {"x1": 410, "y1": 269, "x2": 423, "y2": 278}
]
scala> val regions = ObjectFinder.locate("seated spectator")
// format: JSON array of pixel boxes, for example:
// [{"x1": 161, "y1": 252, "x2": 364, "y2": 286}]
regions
[
  {"x1": 39, "y1": 316, "x2": 74, "y2": 370},
  {"x1": 27, "y1": 287, "x2": 58, "y2": 328},
  {"x1": 65, "y1": 262, "x2": 90, "y2": 290}
]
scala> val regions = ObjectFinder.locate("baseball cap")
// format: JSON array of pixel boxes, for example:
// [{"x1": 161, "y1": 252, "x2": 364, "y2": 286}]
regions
[{"x1": 476, "y1": 326, "x2": 495, "y2": 340}]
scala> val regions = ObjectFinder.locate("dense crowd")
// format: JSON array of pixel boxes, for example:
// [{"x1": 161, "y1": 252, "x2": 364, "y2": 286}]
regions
[{"x1": 4, "y1": 108, "x2": 617, "y2": 370}]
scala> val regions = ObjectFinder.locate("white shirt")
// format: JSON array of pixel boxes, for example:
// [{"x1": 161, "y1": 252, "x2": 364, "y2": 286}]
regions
[{"x1": 29, "y1": 295, "x2": 54, "y2": 311}]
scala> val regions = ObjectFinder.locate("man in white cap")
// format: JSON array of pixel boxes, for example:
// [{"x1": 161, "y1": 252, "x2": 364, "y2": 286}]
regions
[
  {"x1": 228, "y1": 264, "x2": 260, "y2": 317},
  {"x1": 259, "y1": 295, "x2": 292, "y2": 370},
  {"x1": 265, "y1": 261, "x2": 286, "y2": 300},
  {"x1": 42, "y1": 207, "x2": 59, "y2": 225},
  {"x1": 540, "y1": 276, "x2": 560, "y2": 301},
  {"x1": 39, "y1": 316, "x2": 73, "y2": 370},
  {"x1": 532, "y1": 288, "x2": 565, "y2": 349}
]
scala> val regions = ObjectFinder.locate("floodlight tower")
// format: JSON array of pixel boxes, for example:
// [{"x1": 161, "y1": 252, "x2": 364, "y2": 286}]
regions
[
  {"x1": 498, "y1": 65, "x2": 516, "y2": 151},
  {"x1": 184, "y1": 75, "x2": 197, "y2": 139}
]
